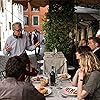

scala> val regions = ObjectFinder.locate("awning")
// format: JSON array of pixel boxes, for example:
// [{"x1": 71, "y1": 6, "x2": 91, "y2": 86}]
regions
[
  {"x1": 75, "y1": 6, "x2": 100, "y2": 21},
  {"x1": 12, "y1": 0, "x2": 49, "y2": 7},
  {"x1": 77, "y1": 0, "x2": 100, "y2": 5},
  {"x1": 12, "y1": 0, "x2": 100, "y2": 8}
]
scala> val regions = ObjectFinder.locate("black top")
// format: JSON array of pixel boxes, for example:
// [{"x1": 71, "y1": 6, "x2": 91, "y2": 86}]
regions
[
  {"x1": 33, "y1": 34, "x2": 38, "y2": 44},
  {"x1": 94, "y1": 48, "x2": 100, "y2": 60},
  {"x1": 22, "y1": 82, "x2": 45, "y2": 100}
]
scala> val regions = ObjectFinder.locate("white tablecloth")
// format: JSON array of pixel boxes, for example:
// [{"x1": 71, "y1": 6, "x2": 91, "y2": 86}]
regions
[
  {"x1": 46, "y1": 80, "x2": 77, "y2": 100},
  {"x1": 44, "y1": 52, "x2": 67, "y2": 74},
  {"x1": 31, "y1": 75, "x2": 77, "y2": 100}
]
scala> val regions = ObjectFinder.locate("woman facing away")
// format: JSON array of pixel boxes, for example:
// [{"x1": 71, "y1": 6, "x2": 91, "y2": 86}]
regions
[
  {"x1": 74, "y1": 52, "x2": 100, "y2": 100},
  {"x1": 0, "y1": 56, "x2": 45, "y2": 100}
]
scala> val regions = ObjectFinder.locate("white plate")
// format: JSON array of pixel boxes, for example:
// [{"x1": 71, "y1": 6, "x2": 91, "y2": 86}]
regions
[
  {"x1": 31, "y1": 75, "x2": 48, "y2": 83},
  {"x1": 44, "y1": 87, "x2": 52, "y2": 96},
  {"x1": 35, "y1": 86, "x2": 52, "y2": 96},
  {"x1": 63, "y1": 86, "x2": 77, "y2": 96},
  {"x1": 57, "y1": 73, "x2": 71, "y2": 80}
]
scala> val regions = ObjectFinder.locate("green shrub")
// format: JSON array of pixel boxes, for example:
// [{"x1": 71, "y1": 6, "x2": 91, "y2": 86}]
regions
[{"x1": 43, "y1": 0, "x2": 75, "y2": 56}]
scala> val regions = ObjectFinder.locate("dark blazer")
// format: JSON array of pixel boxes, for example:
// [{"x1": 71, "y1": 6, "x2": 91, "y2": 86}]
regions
[
  {"x1": 94, "y1": 48, "x2": 100, "y2": 60},
  {"x1": 33, "y1": 34, "x2": 38, "y2": 44},
  {"x1": 22, "y1": 82, "x2": 45, "y2": 100}
]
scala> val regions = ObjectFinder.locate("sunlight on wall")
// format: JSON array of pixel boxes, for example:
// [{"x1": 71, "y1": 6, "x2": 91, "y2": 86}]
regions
[{"x1": 0, "y1": 1, "x2": 24, "y2": 50}]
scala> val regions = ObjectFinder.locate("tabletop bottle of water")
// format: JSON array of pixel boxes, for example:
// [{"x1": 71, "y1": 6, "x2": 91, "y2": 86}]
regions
[{"x1": 50, "y1": 66, "x2": 55, "y2": 86}]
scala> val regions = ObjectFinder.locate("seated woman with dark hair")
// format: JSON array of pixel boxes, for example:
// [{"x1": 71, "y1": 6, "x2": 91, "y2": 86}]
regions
[
  {"x1": 75, "y1": 46, "x2": 92, "y2": 60},
  {"x1": 78, "y1": 39, "x2": 87, "y2": 47},
  {"x1": 0, "y1": 56, "x2": 45, "y2": 100}
]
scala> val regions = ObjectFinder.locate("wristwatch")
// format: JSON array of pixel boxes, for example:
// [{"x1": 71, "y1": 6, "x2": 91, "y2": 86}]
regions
[{"x1": 80, "y1": 79, "x2": 83, "y2": 81}]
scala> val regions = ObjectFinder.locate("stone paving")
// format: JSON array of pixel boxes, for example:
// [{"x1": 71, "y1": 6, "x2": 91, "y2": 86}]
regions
[
  {"x1": 0, "y1": 56, "x2": 9, "y2": 79},
  {"x1": 0, "y1": 56, "x2": 9, "y2": 71}
]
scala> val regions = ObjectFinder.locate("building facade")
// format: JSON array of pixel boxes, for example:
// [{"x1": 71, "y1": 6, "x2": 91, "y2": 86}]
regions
[
  {"x1": 23, "y1": 2, "x2": 48, "y2": 33},
  {"x1": 0, "y1": 0, "x2": 24, "y2": 51}
]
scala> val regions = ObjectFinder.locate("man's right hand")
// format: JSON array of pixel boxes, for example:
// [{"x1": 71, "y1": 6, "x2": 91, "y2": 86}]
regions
[{"x1": 5, "y1": 44, "x2": 12, "y2": 52}]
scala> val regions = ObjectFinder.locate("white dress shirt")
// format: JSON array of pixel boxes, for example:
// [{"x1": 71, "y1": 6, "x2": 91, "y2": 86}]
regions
[{"x1": 3, "y1": 34, "x2": 35, "y2": 57}]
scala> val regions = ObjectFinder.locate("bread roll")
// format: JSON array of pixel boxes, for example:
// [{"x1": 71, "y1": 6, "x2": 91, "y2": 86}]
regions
[
  {"x1": 37, "y1": 85, "x2": 48, "y2": 94},
  {"x1": 40, "y1": 79, "x2": 48, "y2": 86},
  {"x1": 40, "y1": 88, "x2": 48, "y2": 94}
]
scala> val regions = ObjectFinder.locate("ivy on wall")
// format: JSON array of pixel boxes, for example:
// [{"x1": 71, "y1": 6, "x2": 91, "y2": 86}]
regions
[{"x1": 43, "y1": 0, "x2": 75, "y2": 56}]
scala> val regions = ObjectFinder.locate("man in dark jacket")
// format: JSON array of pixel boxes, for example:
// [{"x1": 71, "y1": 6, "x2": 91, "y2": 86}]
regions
[
  {"x1": 32, "y1": 29, "x2": 40, "y2": 56},
  {"x1": 88, "y1": 37, "x2": 100, "y2": 60},
  {"x1": 0, "y1": 56, "x2": 45, "y2": 100}
]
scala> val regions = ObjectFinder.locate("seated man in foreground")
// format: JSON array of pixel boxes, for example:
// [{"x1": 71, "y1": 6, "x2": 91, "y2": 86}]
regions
[{"x1": 0, "y1": 56, "x2": 45, "y2": 100}]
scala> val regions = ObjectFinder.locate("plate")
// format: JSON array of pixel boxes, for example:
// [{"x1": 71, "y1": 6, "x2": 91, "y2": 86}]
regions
[
  {"x1": 57, "y1": 73, "x2": 71, "y2": 80},
  {"x1": 36, "y1": 86, "x2": 52, "y2": 96},
  {"x1": 31, "y1": 75, "x2": 48, "y2": 83},
  {"x1": 44, "y1": 87, "x2": 52, "y2": 96},
  {"x1": 63, "y1": 86, "x2": 77, "y2": 96}
]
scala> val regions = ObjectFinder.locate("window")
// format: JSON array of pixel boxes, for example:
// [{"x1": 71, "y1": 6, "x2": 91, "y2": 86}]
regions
[
  {"x1": 19, "y1": 5, "x2": 22, "y2": 13},
  {"x1": 9, "y1": 22, "x2": 11, "y2": 30},
  {"x1": 32, "y1": 7, "x2": 40, "y2": 12},
  {"x1": 32, "y1": 16, "x2": 39, "y2": 25},
  {"x1": 0, "y1": 0, "x2": 4, "y2": 12},
  {"x1": 24, "y1": 16, "x2": 28, "y2": 25}
]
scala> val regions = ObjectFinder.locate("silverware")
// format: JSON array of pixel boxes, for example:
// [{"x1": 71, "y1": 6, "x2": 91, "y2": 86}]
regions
[{"x1": 61, "y1": 94, "x2": 68, "y2": 98}]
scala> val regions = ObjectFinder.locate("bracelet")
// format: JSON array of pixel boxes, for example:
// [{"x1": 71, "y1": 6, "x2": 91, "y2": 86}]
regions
[{"x1": 80, "y1": 79, "x2": 83, "y2": 81}]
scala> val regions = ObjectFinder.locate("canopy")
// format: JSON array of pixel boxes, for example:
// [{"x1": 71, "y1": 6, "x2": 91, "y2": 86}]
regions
[
  {"x1": 12, "y1": 0, "x2": 100, "y2": 8},
  {"x1": 12, "y1": 0, "x2": 49, "y2": 7}
]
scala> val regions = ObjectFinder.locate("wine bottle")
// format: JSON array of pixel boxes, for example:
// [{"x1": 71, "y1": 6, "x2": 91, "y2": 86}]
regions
[{"x1": 50, "y1": 66, "x2": 55, "y2": 86}]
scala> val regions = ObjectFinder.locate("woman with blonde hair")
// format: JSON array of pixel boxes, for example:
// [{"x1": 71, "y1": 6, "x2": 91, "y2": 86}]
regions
[
  {"x1": 79, "y1": 39, "x2": 87, "y2": 47},
  {"x1": 77, "y1": 52, "x2": 100, "y2": 100}
]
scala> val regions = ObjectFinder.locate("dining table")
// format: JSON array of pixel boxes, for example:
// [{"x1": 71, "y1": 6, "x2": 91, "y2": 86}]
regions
[
  {"x1": 46, "y1": 80, "x2": 77, "y2": 100},
  {"x1": 31, "y1": 74, "x2": 77, "y2": 100},
  {"x1": 43, "y1": 52, "x2": 68, "y2": 74}
]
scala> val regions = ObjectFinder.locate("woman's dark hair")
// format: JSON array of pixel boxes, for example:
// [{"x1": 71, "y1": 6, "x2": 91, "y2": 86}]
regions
[
  {"x1": 5, "y1": 56, "x2": 26, "y2": 79},
  {"x1": 19, "y1": 53, "x2": 30, "y2": 65},
  {"x1": 76, "y1": 46, "x2": 92, "y2": 54}
]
